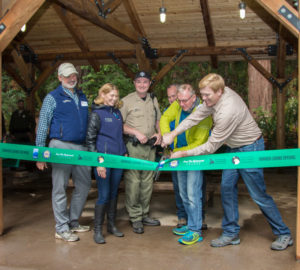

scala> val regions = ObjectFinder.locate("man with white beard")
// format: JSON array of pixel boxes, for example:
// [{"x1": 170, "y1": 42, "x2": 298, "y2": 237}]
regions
[{"x1": 36, "y1": 63, "x2": 91, "y2": 242}]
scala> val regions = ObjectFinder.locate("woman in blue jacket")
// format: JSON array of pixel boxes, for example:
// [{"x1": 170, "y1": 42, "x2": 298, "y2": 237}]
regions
[{"x1": 86, "y1": 83, "x2": 127, "y2": 244}]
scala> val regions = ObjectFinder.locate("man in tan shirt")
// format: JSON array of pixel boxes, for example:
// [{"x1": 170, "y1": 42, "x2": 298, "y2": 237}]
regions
[
  {"x1": 120, "y1": 71, "x2": 161, "y2": 234},
  {"x1": 162, "y1": 73, "x2": 292, "y2": 251}
]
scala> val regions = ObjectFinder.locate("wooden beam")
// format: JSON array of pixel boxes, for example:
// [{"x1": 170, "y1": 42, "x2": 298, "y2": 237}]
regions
[
  {"x1": 135, "y1": 44, "x2": 151, "y2": 72},
  {"x1": 52, "y1": 3, "x2": 99, "y2": 71},
  {"x1": 238, "y1": 48, "x2": 283, "y2": 88},
  {"x1": 151, "y1": 50, "x2": 188, "y2": 90},
  {"x1": 199, "y1": 0, "x2": 218, "y2": 68},
  {"x1": 0, "y1": 0, "x2": 46, "y2": 52},
  {"x1": 123, "y1": 0, "x2": 156, "y2": 70},
  {"x1": 30, "y1": 60, "x2": 62, "y2": 97},
  {"x1": 3, "y1": 63, "x2": 27, "y2": 91},
  {"x1": 297, "y1": 4, "x2": 300, "y2": 260},
  {"x1": 123, "y1": 0, "x2": 146, "y2": 36},
  {"x1": 276, "y1": 26, "x2": 286, "y2": 150},
  {"x1": 108, "y1": 52, "x2": 135, "y2": 80},
  {"x1": 21, "y1": 46, "x2": 269, "y2": 62},
  {"x1": 0, "y1": 0, "x2": 3, "y2": 236},
  {"x1": 10, "y1": 48, "x2": 32, "y2": 90},
  {"x1": 103, "y1": 0, "x2": 123, "y2": 14},
  {"x1": 255, "y1": 0, "x2": 299, "y2": 38},
  {"x1": 55, "y1": 0, "x2": 140, "y2": 44}
]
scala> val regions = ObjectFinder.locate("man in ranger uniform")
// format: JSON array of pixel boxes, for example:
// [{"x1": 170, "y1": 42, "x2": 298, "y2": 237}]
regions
[{"x1": 120, "y1": 71, "x2": 162, "y2": 234}]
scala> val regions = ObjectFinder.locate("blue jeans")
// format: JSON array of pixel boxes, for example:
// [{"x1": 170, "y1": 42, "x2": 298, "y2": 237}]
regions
[
  {"x1": 95, "y1": 167, "x2": 123, "y2": 205},
  {"x1": 221, "y1": 137, "x2": 291, "y2": 237},
  {"x1": 177, "y1": 170, "x2": 204, "y2": 233},
  {"x1": 171, "y1": 171, "x2": 187, "y2": 220}
]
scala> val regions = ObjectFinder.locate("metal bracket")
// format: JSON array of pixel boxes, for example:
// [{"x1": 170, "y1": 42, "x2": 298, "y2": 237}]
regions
[
  {"x1": 172, "y1": 49, "x2": 188, "y2": 63},
  {"x1": 237, "y1": 48, "x2": 252, "y2": 61},
  {"x1": 278, "y1": 5, "x2": 300, "y2": 31},
  {"x1": 0, "y1": 23, "x2": 6, "y2": 34},
  {"x1": 107, "y1": 52, "x2": 121, "y2": 64},
  {"x1": 94, "y1": 0, "x2": 110, "y2": 18}
]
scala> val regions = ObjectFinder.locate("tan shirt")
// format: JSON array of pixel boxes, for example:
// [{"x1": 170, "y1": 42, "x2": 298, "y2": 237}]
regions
[
  {"x1": 120, "y1": 92, "x2": 161, "y2": 138},
  {"x1": 176, "y1": 87, "x2": 262, "y2": 156}
]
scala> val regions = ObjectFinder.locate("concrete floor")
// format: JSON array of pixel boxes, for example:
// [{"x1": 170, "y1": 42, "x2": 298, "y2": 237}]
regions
[{"x1": 0, "y1": 168, "x2": 300, "y2": 270}]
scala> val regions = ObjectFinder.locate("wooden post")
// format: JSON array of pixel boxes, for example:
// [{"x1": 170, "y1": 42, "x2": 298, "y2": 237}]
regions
[
  {"x1": 0, "y1": 0, "x2": 3, "y2": 236},
  {"x1": 297, "y1": 6, "x2": 300, "y2": 260},
  {"x1": 276, "y1": 82, "x2": 286, "y2": 149}
]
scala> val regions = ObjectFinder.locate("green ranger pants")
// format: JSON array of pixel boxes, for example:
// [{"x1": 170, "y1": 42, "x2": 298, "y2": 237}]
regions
[{"x1": 124, "y1": 142, "x2": 156, "y2": 222}]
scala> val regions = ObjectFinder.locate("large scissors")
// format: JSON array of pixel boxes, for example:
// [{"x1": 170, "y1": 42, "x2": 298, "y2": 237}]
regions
[{"x1": 154, "y1": 147, "x2": 171, "y2": 182}]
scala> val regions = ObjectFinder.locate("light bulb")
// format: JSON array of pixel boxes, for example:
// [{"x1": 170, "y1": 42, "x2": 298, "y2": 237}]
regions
[
  {"x1": 159, "y1": 7, "x2": 166, "y2": 23},
  {"x1": 239, "y1": 2, "x2": 246, "y2": 19},
  {"x1": 21, "y1": 24, "x2": 26, "y2": 32}
]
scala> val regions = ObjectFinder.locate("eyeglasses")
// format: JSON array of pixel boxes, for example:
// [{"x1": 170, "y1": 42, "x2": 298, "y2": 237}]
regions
[{"x1": 177, "y1": 94, "x2": 194, "y2": 104}]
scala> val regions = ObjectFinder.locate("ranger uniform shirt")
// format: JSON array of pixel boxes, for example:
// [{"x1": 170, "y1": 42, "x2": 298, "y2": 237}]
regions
[{"x1": 120, "y1": 92, "x2": 161, "y2": 138}]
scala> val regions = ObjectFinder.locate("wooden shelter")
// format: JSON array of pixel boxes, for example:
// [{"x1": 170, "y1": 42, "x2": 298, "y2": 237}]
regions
[{"x1": 0, "y1": 0, "x2": 300, "y2": 259}]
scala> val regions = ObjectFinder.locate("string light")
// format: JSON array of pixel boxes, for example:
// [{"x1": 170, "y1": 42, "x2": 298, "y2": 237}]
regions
[{"x1": 239, "y1": 2, "x2": 246, "y2": 19}]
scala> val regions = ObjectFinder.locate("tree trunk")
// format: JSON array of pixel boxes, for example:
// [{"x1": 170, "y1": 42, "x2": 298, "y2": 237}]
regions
[{"x1": 248, "y1": 60, "x2": 273, "y2": 117}]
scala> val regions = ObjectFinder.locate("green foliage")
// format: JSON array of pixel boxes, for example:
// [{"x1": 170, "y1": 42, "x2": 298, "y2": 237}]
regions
[
  {"x1": 254, "y1": 76, "x2": 298, "y2": 149},
  {"x1": 1, "y1": 60, "x2": 298, "y2": 149},
  {"x1": 79, "y1": 65, "x2": 134, "y2": 105}
]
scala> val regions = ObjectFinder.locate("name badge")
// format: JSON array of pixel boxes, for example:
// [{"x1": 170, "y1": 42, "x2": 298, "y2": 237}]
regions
[{"x1": 81, "y1": 101, "x2": 88, "y2": 107}]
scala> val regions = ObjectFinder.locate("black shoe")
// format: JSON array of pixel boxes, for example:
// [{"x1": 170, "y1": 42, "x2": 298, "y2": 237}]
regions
[
  {"x1": 142, "y1": 217, "x2": 161, "y2": 226},
  {"x1": 132, "y1": 221, "x2": 144, "y2": 234},
  {"x1": 202, "y1": 223, "x2": 208, "y2": 230}
]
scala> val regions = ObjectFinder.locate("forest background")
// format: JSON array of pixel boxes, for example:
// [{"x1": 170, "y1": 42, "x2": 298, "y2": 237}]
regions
[{"x1": 1, "y1": 60, "x2": 298, "y2": 149}]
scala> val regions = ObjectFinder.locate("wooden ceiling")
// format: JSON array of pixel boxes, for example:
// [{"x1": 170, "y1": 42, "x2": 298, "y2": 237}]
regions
[{"x1": 1, "y1": 0, "x2": 298, "y2": 71}]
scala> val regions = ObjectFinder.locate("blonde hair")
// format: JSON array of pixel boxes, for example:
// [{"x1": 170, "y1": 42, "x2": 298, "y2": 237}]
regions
[
  {"x1": 198, "y1": 73, "x2": 225, "y2": 93},
  {"x1": 94, "y1": 83, "x2": 122, "y2": 108}
]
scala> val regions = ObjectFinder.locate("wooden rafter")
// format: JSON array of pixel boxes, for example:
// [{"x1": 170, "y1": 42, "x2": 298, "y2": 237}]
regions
[
  {"x1": 103, "y1": 0, "x2": 123, "y2": 14},
  {"x1": 255, "y1": 0, "x2": 299, "y2": 38},
  {"x1": 108, "y1": 52, "x2": 135, "y2": 80},
  {"x1": 135, "y1": 44, "x2": 151, "y2": 72},
  {"x1": 30, "y1": 60, "x2": 62, "y2": 97},
  {"x1": 0, "y1": 0, "x2": 46, "y2": 52},
  {"x1": 123, "y1": 0, "x2": 145, "y2": 36},
  {"x1": 123, "y1": 0, "x2": 157, "y2": 70},
  {"x1": 3, "y1": 62, "x2": 27, "y2": 91},
  {"x1": 52, "y1": 3, "x2": 100, "y2": 71},
  {"x1": 151, "y1": 50, "x2": 188, "y2": 90},
  {"x1": 55, "y1": 0, "x2": 140, "y2": 44},
  {"x1": 200, "y1": 0, "x2": 218, "y2": 68},
  {"x1": 11, "y1": 48, "x2": 32, "y2": 90},
  {"x1": 238, "y1": 48, "x2": 292, "y2": 90},
  {"x1": 276, "y1": 26, "x2": 286, "y2": 150},
  {"x1": 10, "y1": 45, "x2": 268, "y2": 63}
]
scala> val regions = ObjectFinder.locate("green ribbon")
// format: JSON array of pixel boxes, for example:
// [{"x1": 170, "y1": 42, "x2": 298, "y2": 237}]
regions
[
  {"x1": 0, "y1": 143, "x2": 157, "y2": 171},
  {"x1": 159, "y1": 148, "x2": 300, "y2": 171},
  {"x1": 0, "y1": 143, "x2": 299, "y2": 171}
]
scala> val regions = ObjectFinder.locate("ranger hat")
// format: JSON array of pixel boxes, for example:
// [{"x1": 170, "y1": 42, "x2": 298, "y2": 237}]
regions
[
  {"x1": 58, "y1": 63, "x2": 79, "y2": 77},
  {"x1": 135, "y1": 71, "x2": 151, "y2": 80}
]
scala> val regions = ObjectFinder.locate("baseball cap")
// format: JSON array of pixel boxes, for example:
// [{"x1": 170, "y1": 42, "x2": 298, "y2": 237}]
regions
[
  {"x1": 58, "y1": 63, "x2": 79, "y2": 77},
  {"x1": 135, "y1": 71, "x2": 151, "y2": 80}
]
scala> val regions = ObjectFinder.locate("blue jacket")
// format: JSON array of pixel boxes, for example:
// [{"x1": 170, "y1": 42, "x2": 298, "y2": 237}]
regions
[
  {"x1": 49, "y1": 85, "x2": 89, "y2": 144},
  {"x1": 86, "y1": 104, "x2": 127, "y2": 156}
]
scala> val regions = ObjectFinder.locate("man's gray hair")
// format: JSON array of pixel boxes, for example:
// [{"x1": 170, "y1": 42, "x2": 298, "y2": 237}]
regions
[
  {"x1": 178, "y1": 84, "x2": 195, "y2": 95},
  {"x1": 167, "y1": 84, "x2": 180, "y2": 91}
]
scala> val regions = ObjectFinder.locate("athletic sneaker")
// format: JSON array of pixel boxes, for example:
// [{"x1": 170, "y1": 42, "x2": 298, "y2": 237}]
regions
[
  {"x1": 173, "y1": 225, "x2": 189, "y2": 236},
  {"x1": 55, "y1": 231, "x2": 79, "y2": 242},
  {"x1": 271, "y1": 235, "x2": 293, "y2": 251},
  {"x1": 211, "y1": 235, "x2": 240, "y2": 247},
  {"x1": 178, "y1": 231, "x2": 203, "y2": 245},
  {"x1": 70, "y1": 225, "x2": 90, "y2": 233}
]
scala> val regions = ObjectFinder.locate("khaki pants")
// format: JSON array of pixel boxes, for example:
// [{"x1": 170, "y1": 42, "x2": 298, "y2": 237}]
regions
[{"x1": 124, "y1": 142, "x2": 156, "y2": 222}]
